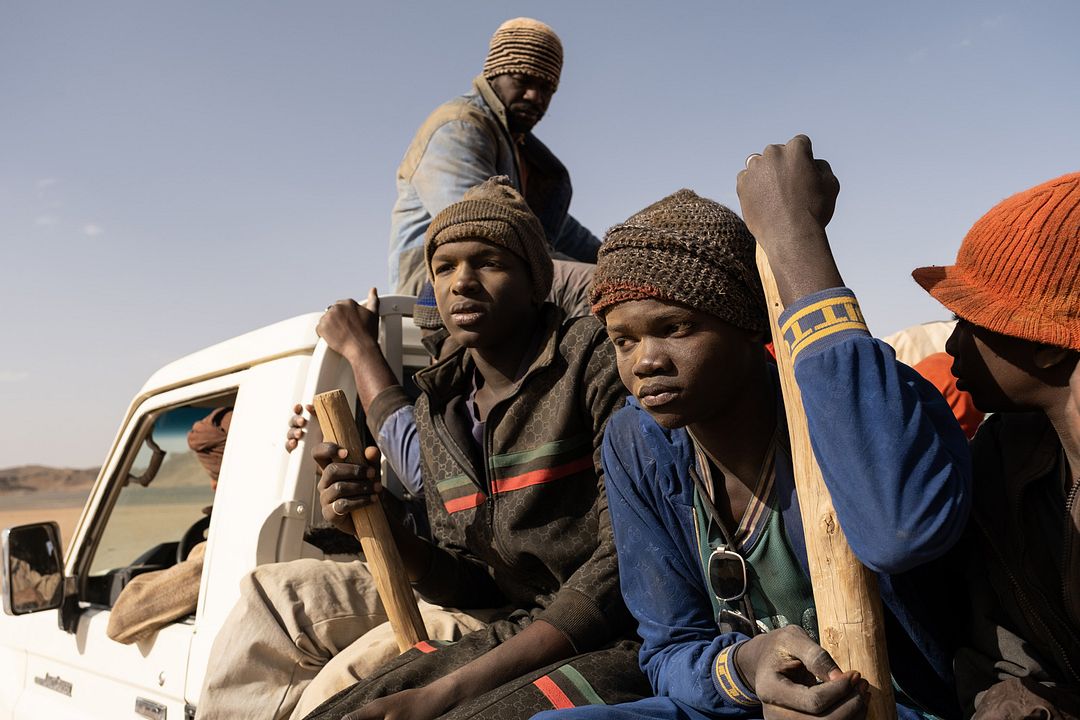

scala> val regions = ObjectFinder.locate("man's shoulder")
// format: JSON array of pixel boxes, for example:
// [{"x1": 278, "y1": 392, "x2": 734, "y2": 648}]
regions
[
  {"x1": 398, "y1": 89, "x2": 501, "y2": 181},
  {"x1": 559, "y1": 313, "x2": 605, "y2": 344},
  {"x1": 532, "y1": 310, "x2": 606, "y2": 370},
  {"x1": 417, "y1": 89, "x2": 497, "y2": 137},
  {"x1": 604, "y1": 402, "x2": 696, "y2": 507},
  {"x1": 606, "y1": 400, "x2": 688, "y2": 464},
  {"x1": 554, "y1": 315, "x2": 622, "y2": 394},
  {"x1": 605, "y1": 401, "x2": 649, "y2": 444}
]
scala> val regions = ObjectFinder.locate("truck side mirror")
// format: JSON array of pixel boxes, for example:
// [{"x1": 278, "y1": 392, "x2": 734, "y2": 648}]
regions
[{"x1": 2, "y1": 522, "x2": 64, "y2": 615}]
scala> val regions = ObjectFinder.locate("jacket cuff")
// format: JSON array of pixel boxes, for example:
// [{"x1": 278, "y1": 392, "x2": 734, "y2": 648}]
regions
[
  {"x1": 366, "y1": 385, "x2": 413, "y2": 439},
  {"x1": 537, "y1": 587, "x2": 609, "y2": 652},
  {"x1": 777, "y1": 287, "x2": 870, "y2": 364},
  {"x1": 713, "y1": 641, "x2": 760, "y2": 708}
]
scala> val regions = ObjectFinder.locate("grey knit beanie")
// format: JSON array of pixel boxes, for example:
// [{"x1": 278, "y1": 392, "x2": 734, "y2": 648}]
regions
[
  {"x1": 425, "y1": 176, "x2": 554, "y2": 304},
  {"x1": 482, "y1": 18, "x2": 563, "y2": 90},
  {"x1": 590, "y1": 189, "x2": 768, "y2": 333}
]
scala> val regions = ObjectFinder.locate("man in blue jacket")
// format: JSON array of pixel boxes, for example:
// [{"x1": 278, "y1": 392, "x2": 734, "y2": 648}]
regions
[
  {"x1": 535, "y1": 139, "x2": 971, "y2": 720},
  {"x1": 389, "y1": 18, "x2": 598, "y2": 316}
]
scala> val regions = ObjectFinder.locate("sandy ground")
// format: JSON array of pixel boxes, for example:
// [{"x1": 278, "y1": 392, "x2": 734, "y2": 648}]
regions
[
  {"x1": 91, "y1": 502, "x2": 207, "y2": 570},
  {"x1": 2, "y1": 489, "x2": 211, "y2": 571},
  {"x1": 1, "y1": 495, "x2": 87, "y2": 550}
]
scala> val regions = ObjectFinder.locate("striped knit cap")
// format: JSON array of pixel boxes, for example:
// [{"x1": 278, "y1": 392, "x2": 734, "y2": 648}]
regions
[
  {"x1": 913, "y1": 172, "x2": 1080, "y2": 351},
  {"x1": 425, "y1": 176, "x2": 553, "y2": 304},
  {"x1": 482, "y1": 18, "x2": 563, "y2": 90},
  {"x1": 590, "y1": 189, "x2": 768, "y2": 333}
]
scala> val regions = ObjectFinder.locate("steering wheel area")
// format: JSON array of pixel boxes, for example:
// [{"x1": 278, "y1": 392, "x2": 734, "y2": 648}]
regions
[{"x1": 176, "y1": 515, "x2": 211, "y2": 564}]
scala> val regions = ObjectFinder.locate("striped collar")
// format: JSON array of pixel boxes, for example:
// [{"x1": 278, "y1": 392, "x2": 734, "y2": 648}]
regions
[{"x1": 689, "y1": 427, "x2": 779, "y2": 553}]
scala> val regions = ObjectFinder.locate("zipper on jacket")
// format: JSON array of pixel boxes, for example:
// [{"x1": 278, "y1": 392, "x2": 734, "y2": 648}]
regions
[
  {"x1": 483, "y1": 402, "x2": 516, "y2": 570},
  {"x1": 1061, "y1": 475, "x2": 1080, "y2": 628},
  {"x1": 979, "y1": 519, "x2": 1079, "y2": 682},
  {"x1": 432, "y1": 413, "x2": 482, "y2": 489}
]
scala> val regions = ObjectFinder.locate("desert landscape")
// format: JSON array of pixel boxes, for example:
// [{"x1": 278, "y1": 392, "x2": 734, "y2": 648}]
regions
[{"x1": 0, "y1": 466, "x2": 99, "y2": 550}]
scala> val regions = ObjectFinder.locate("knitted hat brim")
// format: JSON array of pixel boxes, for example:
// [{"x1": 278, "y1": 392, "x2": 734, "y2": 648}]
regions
[
  {"x1": 484, "y1": 64, "x2": 560, "y2": 89},
  {"x1": 430, "y1": 219, "x2": 527, "y2": 258},
  {"x1": 591, "y1": 282, "x2": 701, "y2": 320},
  {"x1": 590, "y1": 246, "x2": 768, "y2": 334},
  {"x1": 913, "y1": 264, "x2": 1080, "y2": 351}
]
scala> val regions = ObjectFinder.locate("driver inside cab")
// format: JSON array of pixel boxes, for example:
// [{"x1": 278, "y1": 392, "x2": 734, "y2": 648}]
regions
[{"x1": 106, "y1": 407, "x2": 231, "y2": 644}]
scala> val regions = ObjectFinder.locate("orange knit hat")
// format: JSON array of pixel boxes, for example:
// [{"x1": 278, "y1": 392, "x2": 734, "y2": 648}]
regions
[{"x1": 912, "y1": 172, "x2": 1080, "y2": 351}]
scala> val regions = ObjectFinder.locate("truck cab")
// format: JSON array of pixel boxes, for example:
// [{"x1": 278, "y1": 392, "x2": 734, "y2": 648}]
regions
[{"x1": 0, "y1": 298, "x2": 423, "y2": 720}]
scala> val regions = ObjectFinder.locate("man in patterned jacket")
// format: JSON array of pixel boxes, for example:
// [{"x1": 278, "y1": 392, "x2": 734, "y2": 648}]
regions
[{"x1": 196, "y1": 178, "x2": 648, "y2": 720}]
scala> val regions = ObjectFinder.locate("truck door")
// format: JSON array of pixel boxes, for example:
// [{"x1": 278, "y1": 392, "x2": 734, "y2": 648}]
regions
[
  {"x1": 184, "y1": 297, "x2": 423, "y2": 709},
  {"x1": 9, "y1": 375, "x2": 244, "y2": 720},
  {"x1": 2, "y1": 309, "x2": 399, "y2": 719},
  {"x1": 183, "y1": 328, "x2": 358, "y2": 708}
]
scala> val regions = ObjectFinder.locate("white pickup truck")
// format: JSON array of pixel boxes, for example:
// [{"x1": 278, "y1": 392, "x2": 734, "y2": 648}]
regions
[{"x1": 0, "y1": 297, "x2": 424, "y2": 720}]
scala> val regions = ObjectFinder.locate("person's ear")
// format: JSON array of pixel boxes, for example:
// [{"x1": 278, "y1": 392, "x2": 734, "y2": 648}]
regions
[
  {"x1": 1033, "y1": 345, "x2": 1079, "y2": 388},
  {"x1": 1033, "y1": 344, "x2": 1072, "y2": 371}
]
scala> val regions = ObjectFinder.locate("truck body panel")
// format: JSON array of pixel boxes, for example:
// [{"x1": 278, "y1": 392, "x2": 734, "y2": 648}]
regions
[{"x1": 1, "y1": 303, "x2": 422, "y2": 718}]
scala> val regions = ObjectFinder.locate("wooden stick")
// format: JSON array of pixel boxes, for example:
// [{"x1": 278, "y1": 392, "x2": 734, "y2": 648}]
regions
[
  {"x1": 313, "y1": 389, "x2": 428, "y2": 653},
  {"x1": 756, "y1": 247, "x2": 896, "y2": 719}
]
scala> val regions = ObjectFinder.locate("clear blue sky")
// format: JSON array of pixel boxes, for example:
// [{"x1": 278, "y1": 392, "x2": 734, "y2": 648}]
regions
[{"x1": 2, "y1": 1, "x2": 1078, "y2": 468}]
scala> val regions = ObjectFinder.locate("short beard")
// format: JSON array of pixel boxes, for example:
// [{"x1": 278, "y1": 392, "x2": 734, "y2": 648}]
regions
[{"x1": 506, "y1": 107, "x2": 542, "y2": 134}]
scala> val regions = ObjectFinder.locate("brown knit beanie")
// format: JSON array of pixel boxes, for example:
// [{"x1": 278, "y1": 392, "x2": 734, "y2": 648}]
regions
[
  {"x1": 425, "y1": 176, "x2": 554, "y2": 304},
  {"x1": 913, "y1": 172, "x2": 1080, "y2": 351},
  {"x1": 590, "y1": 189, "x2": 768, "y2": 333},
  {"x1": 482, "y1": 18, "x2": 563, "y2": 90}
]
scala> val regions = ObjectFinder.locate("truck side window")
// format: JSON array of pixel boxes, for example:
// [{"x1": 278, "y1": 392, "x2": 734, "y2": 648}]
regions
[{"x1": 84, "y1": 402, "x2": 231, "y2": 607}]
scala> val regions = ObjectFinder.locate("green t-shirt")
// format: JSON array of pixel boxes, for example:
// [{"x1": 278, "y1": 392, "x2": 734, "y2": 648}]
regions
[
  {"x1": 689, "y1": 434, "x2": 940, "y2": 717},
  {"x1": 689, "y1": 434, "x2": 818, "y2": 640}
]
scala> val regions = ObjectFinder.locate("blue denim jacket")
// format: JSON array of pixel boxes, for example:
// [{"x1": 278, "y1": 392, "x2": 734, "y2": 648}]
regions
[{"x1": 389, "y1": 76, "x2": 600, "y2": 294}]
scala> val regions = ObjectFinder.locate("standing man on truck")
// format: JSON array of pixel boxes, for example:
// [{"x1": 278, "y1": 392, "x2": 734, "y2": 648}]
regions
[{"x1": 389, "y1": 17, "x2": 598, "y2": 317}]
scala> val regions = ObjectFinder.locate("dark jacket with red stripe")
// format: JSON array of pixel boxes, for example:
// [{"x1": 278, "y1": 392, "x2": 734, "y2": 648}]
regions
[{"x1": 374, "y1": 305, "x2": 630, "y2": 652}]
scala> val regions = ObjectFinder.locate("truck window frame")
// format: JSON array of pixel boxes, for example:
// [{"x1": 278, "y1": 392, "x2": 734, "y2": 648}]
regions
[{"x1": 65, "y1": 374, "x2": 246, "y2": 612}]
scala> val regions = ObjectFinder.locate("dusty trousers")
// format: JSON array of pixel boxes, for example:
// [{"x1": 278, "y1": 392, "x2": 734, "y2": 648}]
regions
[{"x1": 193, "y1": 558, "x2": 494, "y2": 720}]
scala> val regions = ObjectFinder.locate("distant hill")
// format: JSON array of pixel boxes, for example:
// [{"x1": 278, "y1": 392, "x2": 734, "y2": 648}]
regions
[
  {"x1": 1, "y1": 451, "x2": 210, "y2": 496},
  {"x1": 153, "y1": 452, "x2": 212, "y2": 488},
  {"x1": 0, "y1": 466, "x2": 99, "y2": 495}
]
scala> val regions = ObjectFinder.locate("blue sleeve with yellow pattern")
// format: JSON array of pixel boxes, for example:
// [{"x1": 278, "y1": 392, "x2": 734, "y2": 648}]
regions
[{"x1": 776, "y1": 287, "x2": 972, "y2": 574}]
